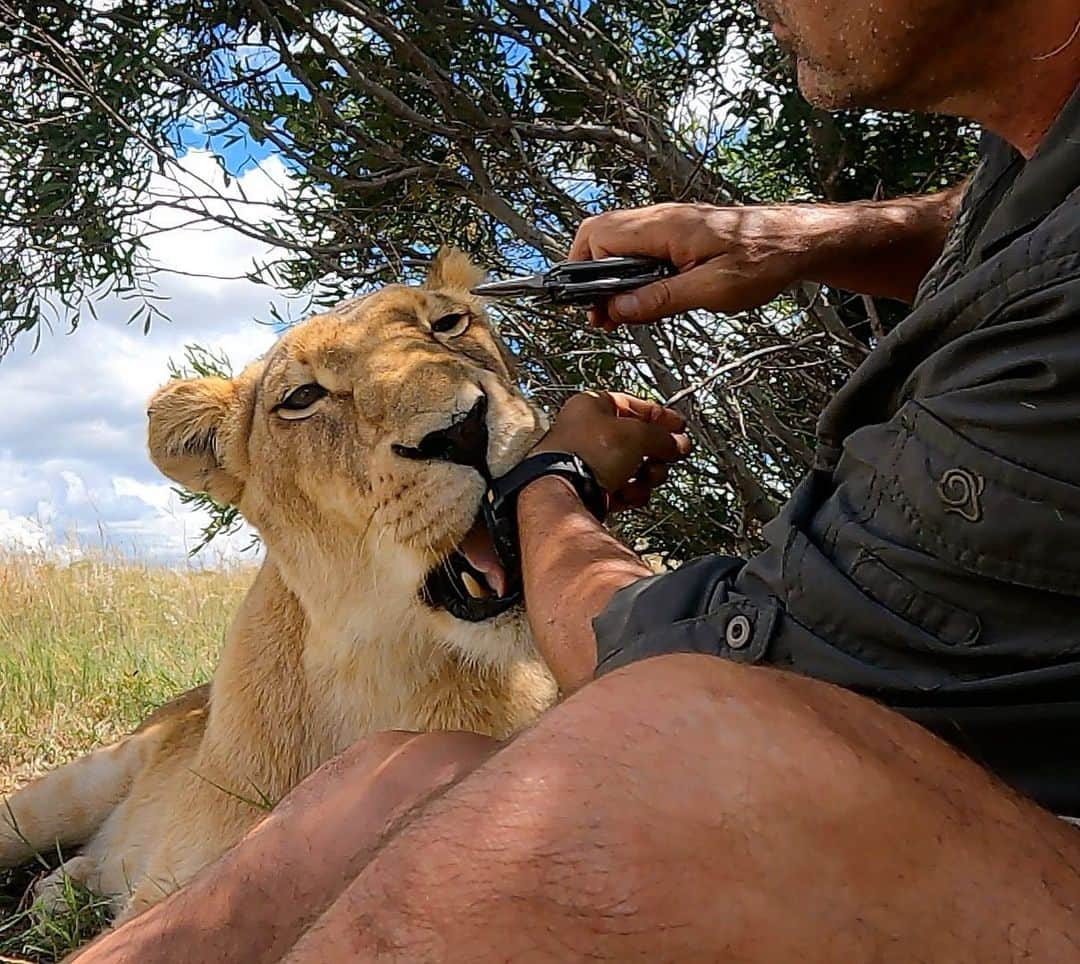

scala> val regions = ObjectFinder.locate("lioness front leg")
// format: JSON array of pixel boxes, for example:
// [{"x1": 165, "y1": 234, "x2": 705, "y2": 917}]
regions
[
  {"x1": 106, "y1": 768, "x2": 267, "y2": 924},
  {"x1": 32, "y1": 855, "x2": 100, "y2": 915}
]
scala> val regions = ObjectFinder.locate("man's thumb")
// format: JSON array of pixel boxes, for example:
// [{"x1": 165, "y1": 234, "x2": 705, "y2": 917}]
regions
[{"x1": 607, "y1": 271, "x2": 699, "y2": 325}]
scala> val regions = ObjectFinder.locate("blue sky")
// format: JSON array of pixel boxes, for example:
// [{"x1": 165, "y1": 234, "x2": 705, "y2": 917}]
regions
[{"x1": 168, "y1": 116, "x2": 279, "y2": 176}]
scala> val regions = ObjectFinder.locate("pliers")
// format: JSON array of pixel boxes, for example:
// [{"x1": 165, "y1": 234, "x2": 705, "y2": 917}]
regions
[{"x1": 470, "y1": 256, "x2": 676, "y2": 307}]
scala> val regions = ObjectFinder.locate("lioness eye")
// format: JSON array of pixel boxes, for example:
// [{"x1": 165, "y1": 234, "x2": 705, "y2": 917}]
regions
[
  {"x1": 275, "y1": 383, "x2": 328, "y2": 415},
  {"x1": 431, "y1": 312, "x2": 470, "y2": 338}
]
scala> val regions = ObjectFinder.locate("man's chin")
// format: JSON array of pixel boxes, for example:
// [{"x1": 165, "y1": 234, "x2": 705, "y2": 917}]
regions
[
  {"x1": 763, "y1": 41, "x2": 852, "y2": 110},
  {"x1": 795, "y1": 62, "x2": 873, "y2": 111},
  {"x1": 796, "y1": 57, "x2": 921, "y2": 114}
]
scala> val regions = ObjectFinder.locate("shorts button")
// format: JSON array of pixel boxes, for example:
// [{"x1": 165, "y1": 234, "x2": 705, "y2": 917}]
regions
[{"x1": 725, "y1": 614, "x2": 752, "y2": 649}]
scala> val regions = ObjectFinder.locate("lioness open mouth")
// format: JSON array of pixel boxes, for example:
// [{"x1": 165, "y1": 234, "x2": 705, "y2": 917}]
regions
[{"x1": 422, "y1": 515, "x2": 520, "y2": 622}]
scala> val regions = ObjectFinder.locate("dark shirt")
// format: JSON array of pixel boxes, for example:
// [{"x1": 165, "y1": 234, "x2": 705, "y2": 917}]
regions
[{"x1": 593, "y1": 82, "x2": 1080, "y2": 815}]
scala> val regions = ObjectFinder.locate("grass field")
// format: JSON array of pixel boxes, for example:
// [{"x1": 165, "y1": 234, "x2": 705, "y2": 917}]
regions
[{"x1": 0, "y1": 549, "x2": 253, "y2": 962}]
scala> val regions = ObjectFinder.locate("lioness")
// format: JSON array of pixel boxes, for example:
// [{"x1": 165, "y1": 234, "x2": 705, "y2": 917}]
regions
[{"x1": 0, "y1": 249, "x2": 557, "y2": 922}]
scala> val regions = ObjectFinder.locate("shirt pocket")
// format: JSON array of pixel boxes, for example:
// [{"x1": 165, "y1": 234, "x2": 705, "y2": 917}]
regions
[{"x1": 879, "y1": 400, "x2": 1080, "y2": 597}]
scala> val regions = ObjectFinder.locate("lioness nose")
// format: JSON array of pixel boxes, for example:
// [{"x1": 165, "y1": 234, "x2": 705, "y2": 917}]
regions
[{"x1": 393, "y1": 394, "x2": 490, "y2": 472}]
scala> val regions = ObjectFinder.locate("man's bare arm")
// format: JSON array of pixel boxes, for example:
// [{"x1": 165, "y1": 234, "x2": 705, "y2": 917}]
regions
[
  {"x1": 569, "y1": 185, "x2": 965, "y2": 328},
  {"x1": 518, "y1": 476, "x2": 650, "y2": 693},
  {"x1": 515, "y1": 392, "x2": 691, "y2": 693},
  {"x1": 807, "y1": 186, "x2": 963, "y2": 300}
]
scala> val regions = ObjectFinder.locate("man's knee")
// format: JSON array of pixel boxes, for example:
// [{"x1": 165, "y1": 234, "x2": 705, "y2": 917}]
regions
[
  {"x1": 548, "y1": 653, "x2": 879, "y2": 778},
  {"x1": 287, "y1": 656, "x2": 1080, "y2": 963},
  {"x1": 523, "y1": 653, "x2": 1010, "y2": 828},
  {"x1": 452, "y1": 655, "x2": 857, "y2": 854},
  {"x1": 292, "y1": 657, "x2": 929, "y2": 959},
  {"x1": 583, "y1": 651, "x2": 891, "y2": 738}
]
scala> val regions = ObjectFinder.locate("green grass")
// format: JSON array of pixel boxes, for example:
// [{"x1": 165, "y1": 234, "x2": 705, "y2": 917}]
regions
[
  {"x1": 0, "y1": 858, "x2": 112, "y2": 964},
  {"x1": 0, "y1": 548, "x2": 253, "y2": 962}
]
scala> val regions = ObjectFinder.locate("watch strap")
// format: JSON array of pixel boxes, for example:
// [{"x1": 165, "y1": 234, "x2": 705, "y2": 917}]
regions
[
  {"x1": 488, "y1": 451, "x2": 607, "y2": 522},
  {"x1": 481, "y1": 452, "x2": 607, "y2": 587}
]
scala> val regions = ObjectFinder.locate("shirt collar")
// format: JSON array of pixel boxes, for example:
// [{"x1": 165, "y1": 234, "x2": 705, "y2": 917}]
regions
[{"x1": 974, "y1": 80, "x2": 1080, "y2": 262}]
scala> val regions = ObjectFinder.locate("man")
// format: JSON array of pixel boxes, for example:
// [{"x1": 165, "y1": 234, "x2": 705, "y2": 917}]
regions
[{"x1": 78, "y1": 1, "x2": 1080, "y2": 960}]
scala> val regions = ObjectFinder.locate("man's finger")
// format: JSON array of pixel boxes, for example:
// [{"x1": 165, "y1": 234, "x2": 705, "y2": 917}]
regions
[
  {"x1": 570, "y1": 210, "x2": 661, "y2": 263},
  {"x1": 623, "y1": 420, "x2": 692, "y2": 462},
  {"x1": 568, "y1": 218, "x2": 612, "y2": 261},
  {"x1": 605, "y1": 262, "x2": 735, "y2": 325},
  {"x1": 604, "y1": 392, "x2": 686, "y2": 433},
  {"x1": 609, "y1": 479, "x2": 652, "y2": 512},
  {"x1": 641, "y1": 460, "x2": 670, "y2": 488},
  {"x1": 568, "y1": 231, "x2": 592, "y2": 262},
  {"x1": 609, "y1": 460, "x2": 672, "y2": 512},
  {"x1": 590, "y1": 306, "x2": 620, "y2": 331}
]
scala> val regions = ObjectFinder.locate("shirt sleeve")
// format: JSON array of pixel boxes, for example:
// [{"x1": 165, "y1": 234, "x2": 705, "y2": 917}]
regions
[{"x1": 593, "y1": 555, "x2": 771, "y2": 676}]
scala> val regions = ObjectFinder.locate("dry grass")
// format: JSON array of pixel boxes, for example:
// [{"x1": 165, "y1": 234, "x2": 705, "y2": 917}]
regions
[
  {"x1": 0, "y1": 549, "x2": 252, "y2": 795},
  {"x1": 0, "y1": 548, "x2": 253, "y2": 962}
]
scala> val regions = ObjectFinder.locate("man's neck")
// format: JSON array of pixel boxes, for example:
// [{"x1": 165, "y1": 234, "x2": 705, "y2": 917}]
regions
[{"x1": 939, "y1": 10, "x2": 1080, "y2": 158}]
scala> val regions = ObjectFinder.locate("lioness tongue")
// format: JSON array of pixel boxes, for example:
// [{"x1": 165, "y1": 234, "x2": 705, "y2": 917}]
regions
[{"x1": 459, "y1": 522, "x2": 507, "y2": 598}]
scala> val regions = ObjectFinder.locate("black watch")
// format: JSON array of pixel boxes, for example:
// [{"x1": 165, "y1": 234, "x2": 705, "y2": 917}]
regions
[{"x1": 481, "y1": 451, "x2": 607, "y2": 595}]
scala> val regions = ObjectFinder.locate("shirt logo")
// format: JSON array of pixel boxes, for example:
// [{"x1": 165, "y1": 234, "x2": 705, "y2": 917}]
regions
[{"x1": 937, "y1": 467, "x2": 985, "y2": 523}]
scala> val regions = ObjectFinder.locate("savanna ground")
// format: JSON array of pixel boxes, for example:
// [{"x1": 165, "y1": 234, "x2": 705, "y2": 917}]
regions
[{"x1": 0, "y1": 548, "x2": 253, "y2": 962}]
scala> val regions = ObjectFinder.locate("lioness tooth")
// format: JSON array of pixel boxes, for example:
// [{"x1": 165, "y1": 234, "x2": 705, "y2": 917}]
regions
[{"x1": 461, "y1": 572, "x2": 491, "y2": 599}]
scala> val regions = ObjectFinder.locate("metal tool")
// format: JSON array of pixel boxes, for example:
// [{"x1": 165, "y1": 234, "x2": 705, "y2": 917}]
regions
[{"x1": 470, "y1": 256, "x2": 676, "y2": 306}]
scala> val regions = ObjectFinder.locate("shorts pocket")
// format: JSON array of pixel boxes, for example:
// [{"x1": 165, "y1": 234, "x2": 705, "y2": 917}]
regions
[{"x1": 850, "y1": 549, "x2": 982, "y2": 648}]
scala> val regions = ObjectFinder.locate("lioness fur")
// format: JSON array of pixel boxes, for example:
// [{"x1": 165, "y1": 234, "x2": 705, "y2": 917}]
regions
[{"x1": 0, "y1": 250, "x2": 557, "y2": 922}]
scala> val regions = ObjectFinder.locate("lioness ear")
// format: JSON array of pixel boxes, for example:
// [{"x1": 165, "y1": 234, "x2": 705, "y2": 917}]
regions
[
  {"x1": 425, "y1": 246, "x2": 486, "y2": 292},
  {"x1": 147, "y1": 377, "x2": 244, "y2": 505}
]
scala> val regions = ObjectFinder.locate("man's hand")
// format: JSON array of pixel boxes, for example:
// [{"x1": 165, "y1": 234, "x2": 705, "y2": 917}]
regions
[
  {"x1": 517, "y1": 392, "x2": 689, "y2": 690},
  {"x1": 569, "y1": 190, "x2": 964, "y2": 328},
  {"x1": 530, "y1": 391, "x2": 692, "y2": 510},
  {"x1": 570, "y1": 203, "x2": 820, "y2": 329}
]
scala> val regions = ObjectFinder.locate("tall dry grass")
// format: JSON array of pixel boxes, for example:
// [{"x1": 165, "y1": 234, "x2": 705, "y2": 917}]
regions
[
  {"x1": 0, "y1": 549, "x2": 253, "y2": 961},
  {"x1": 0, "y1": 549, "x2": 254, "y2": 795}
]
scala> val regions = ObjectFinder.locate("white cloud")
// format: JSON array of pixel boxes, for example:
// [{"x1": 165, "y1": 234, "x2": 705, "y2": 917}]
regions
[
  {"x1": 112, "y1": 475, "x2": 172, "y2": 510},
  {"x1": 0, "y1": 149, "x2": 302, "y2": 566},
  {"x1": 139, "y1": 150, "x2": 302, "y2": 296},
  {"x1": 0, "y1": 509, "x2": 61, "y2": 555}
]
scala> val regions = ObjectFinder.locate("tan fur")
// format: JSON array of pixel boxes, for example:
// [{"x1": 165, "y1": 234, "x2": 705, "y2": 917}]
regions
[{"x1": 0, "y1": 250, "x2": 556, "y2": 921}]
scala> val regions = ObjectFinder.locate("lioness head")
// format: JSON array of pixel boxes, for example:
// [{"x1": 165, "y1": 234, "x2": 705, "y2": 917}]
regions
[{"x1": 147, "y1": 249, "x2": 547, "y2": 657}]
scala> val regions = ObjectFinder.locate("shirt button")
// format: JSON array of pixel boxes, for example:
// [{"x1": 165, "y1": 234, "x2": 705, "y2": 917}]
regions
[{"x1": 725, "y1": 614, "x2": 752, "y2": 649}]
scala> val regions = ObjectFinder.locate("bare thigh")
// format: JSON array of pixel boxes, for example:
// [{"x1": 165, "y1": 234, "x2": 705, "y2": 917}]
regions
[{"x1": 283, "y1": 655, "x2": 1080, "y2": 963}]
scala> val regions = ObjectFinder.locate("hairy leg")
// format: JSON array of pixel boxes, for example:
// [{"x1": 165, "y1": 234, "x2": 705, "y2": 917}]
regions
[
  {"x1": 71, "y1": 730, "x2": 497, "y2": 964},
  {"x1": 283, "y1": 654, "x2": 1080, "y2": 963}
]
